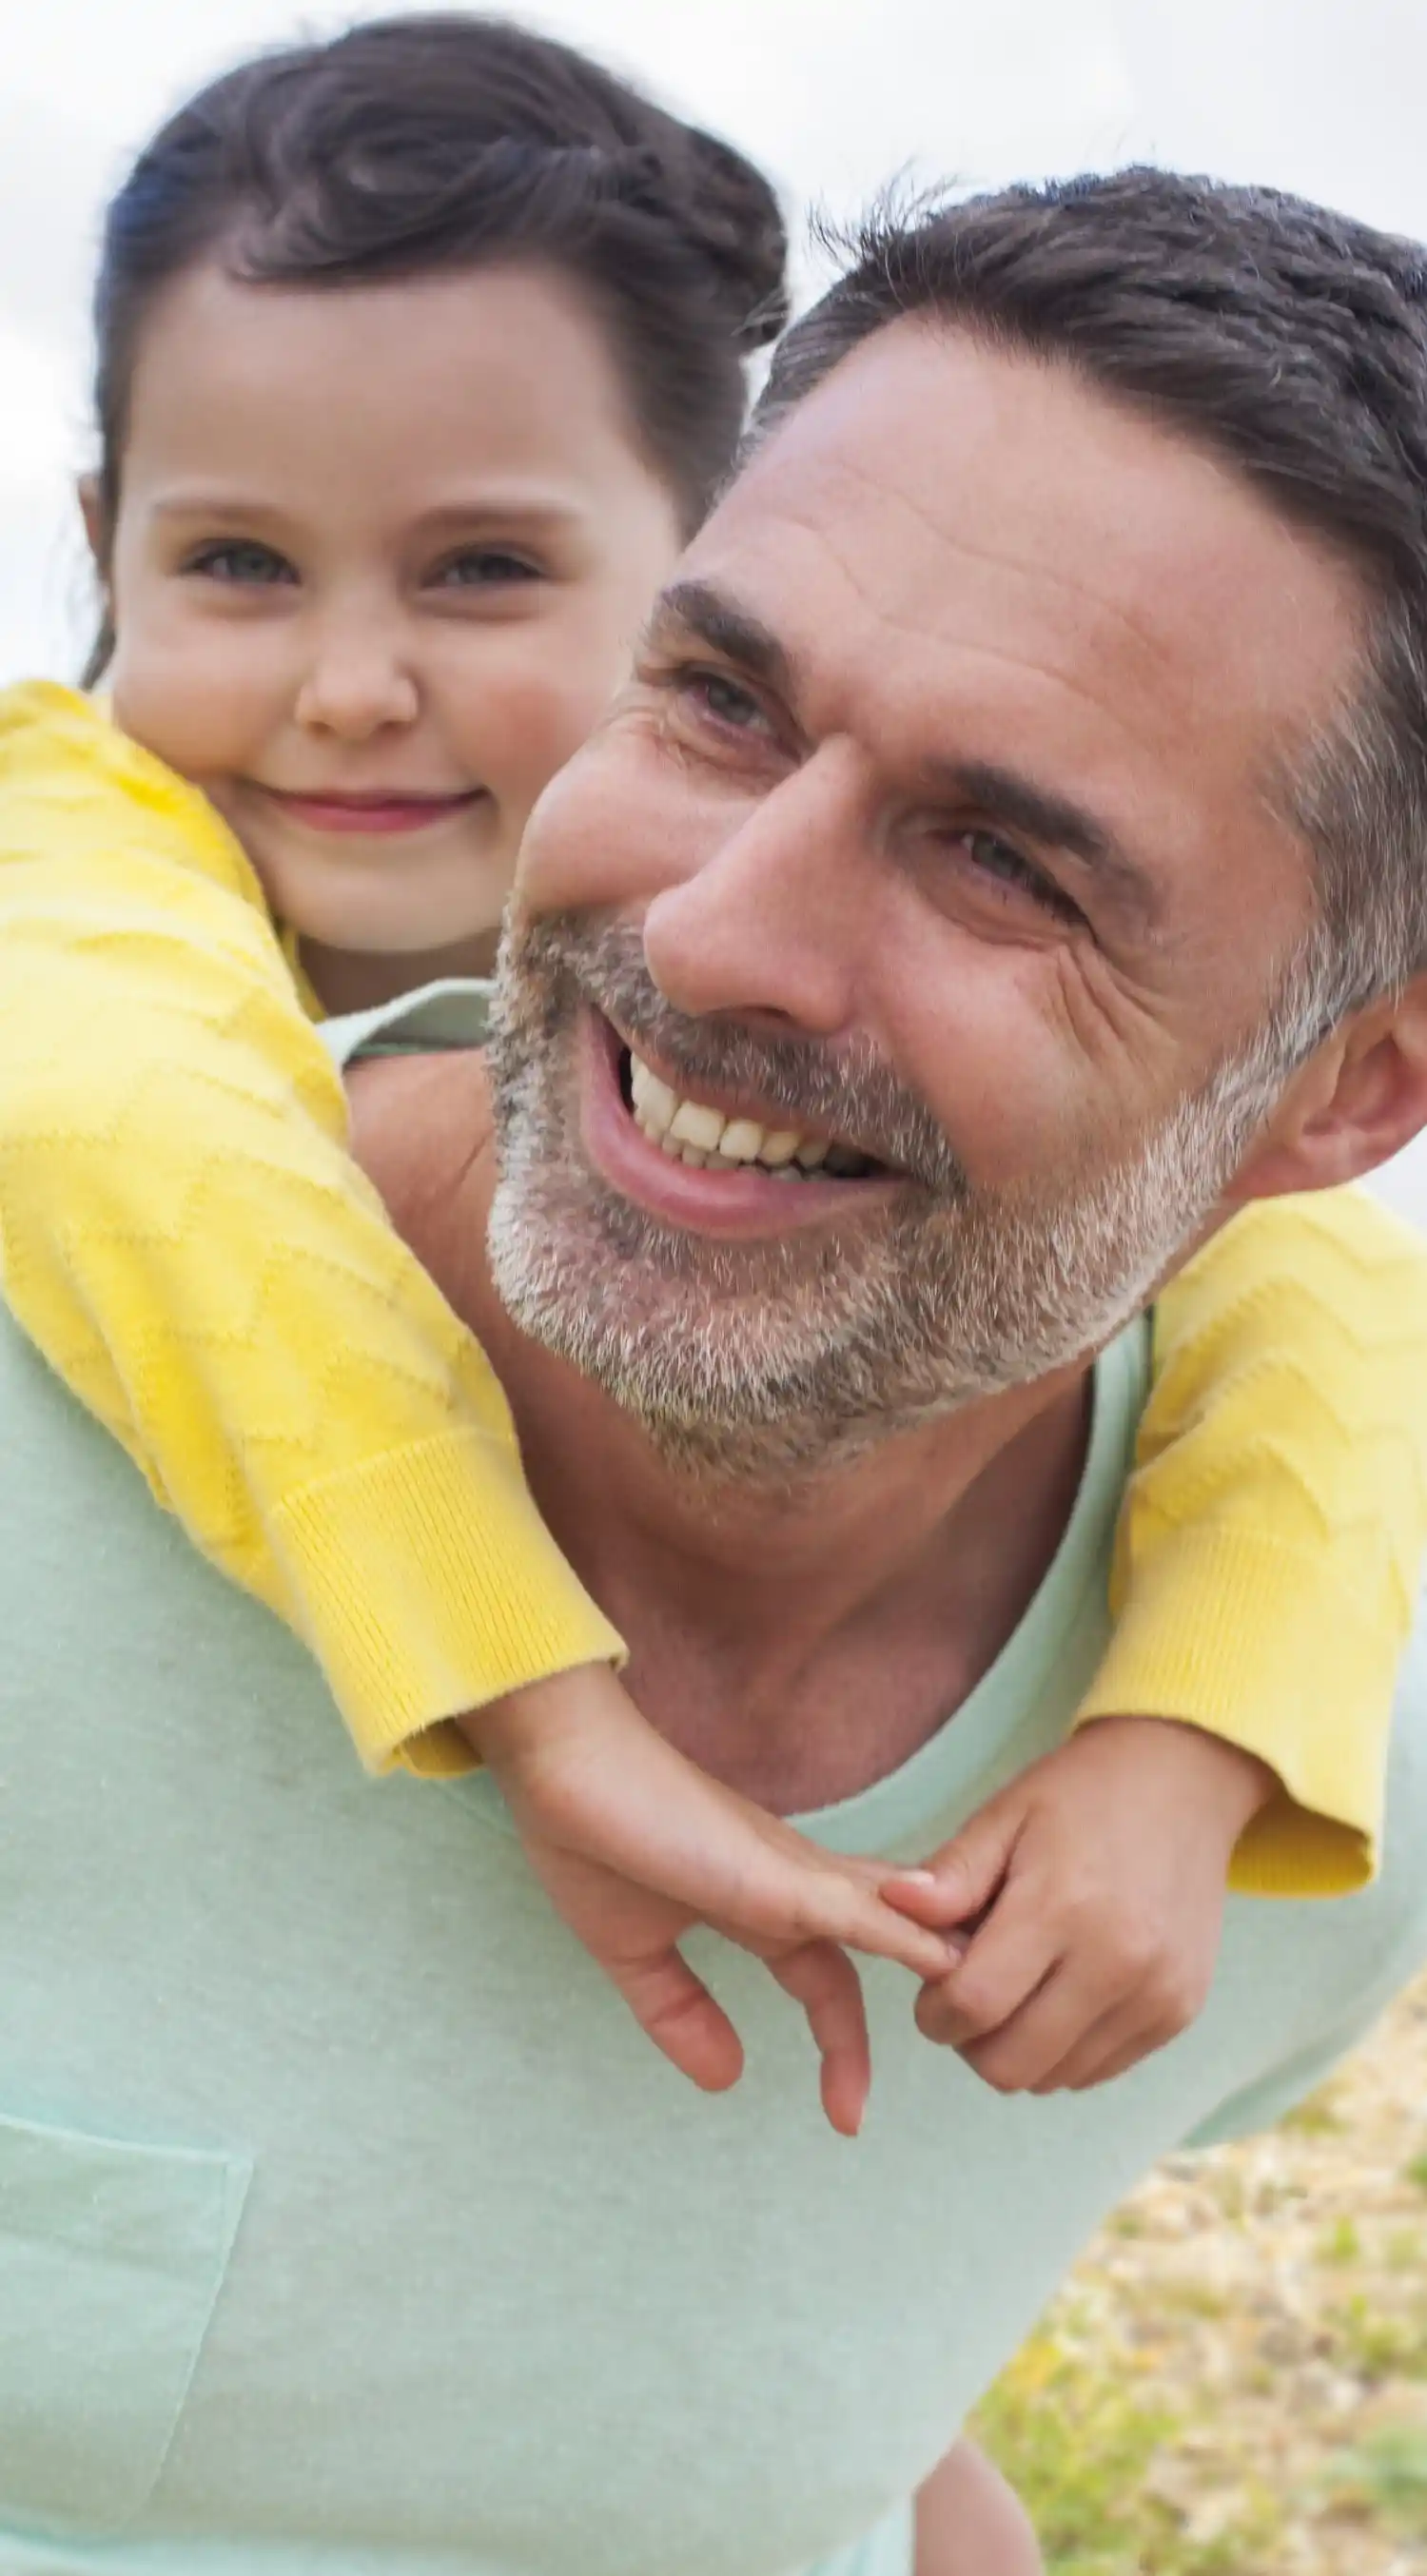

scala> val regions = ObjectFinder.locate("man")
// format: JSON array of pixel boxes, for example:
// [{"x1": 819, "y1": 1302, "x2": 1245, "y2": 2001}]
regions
[{"x1": 6, "y1": 168, "x2": 1427, "y2": 2576}]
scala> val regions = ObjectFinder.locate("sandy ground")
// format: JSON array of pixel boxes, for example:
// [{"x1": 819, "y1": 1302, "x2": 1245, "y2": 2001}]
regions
[{"x1": 973, "y1": 1973, "x2": 1427, "y2": 2573}]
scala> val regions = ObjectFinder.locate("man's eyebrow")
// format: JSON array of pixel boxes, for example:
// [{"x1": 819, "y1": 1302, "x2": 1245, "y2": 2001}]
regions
[
  {"x1": 643, "y1": 578, "x2": 794, "y2": 698},
  {"x1": 926, "y1": 757, "x2": 1158, "y2": 918},
  {"x1": 635, "y1": 600, "x2": 1158, "y2": 919}
]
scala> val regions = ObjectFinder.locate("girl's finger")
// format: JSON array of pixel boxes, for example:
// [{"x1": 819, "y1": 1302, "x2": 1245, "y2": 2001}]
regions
[
  {"x1": 714, "y1": 1838, "x2": 957, "y2": 1984},
  {"x1": 767, "y1": 1941, "x2": 872, "y2": 2137},
  {"x1": 913, "y1": 1877, "x2": 1062, "y2": 2049},
  {"x1": 615, "y1": 1944, "x2": 746, "y2": 2094},
  {"x1": 882, "y1": 1797, "x2": 1022, "y2": 1930},
  {"x1": 959, "y1": 1952, "x2": 1122, "y2": 2095},
  {"x1": 1035, "y1": 2004, "x2": 1178, "y2": 2095}
]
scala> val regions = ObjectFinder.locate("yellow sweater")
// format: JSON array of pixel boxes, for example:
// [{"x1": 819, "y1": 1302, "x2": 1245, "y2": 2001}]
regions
[{"x1": 2, "y1": 682, "x2": 1423, "y2": 1891}]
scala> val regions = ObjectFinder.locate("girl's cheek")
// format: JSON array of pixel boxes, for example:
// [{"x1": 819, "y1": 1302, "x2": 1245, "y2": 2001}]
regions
[
  {"x1": 110, "y1": 631, "x2": 258, "y2": 782},
  {"x1": 108, "y1": 647, "x2": 184, "y2": 766}
]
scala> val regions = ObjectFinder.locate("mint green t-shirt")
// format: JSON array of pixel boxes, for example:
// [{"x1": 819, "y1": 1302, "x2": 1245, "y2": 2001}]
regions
[{"x1": 3, "y1": 986, "x2": 1427, "y2": 2576}]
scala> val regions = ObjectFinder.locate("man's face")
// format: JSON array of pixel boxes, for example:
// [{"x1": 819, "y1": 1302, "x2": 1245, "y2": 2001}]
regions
[{"x1": 487, "y1": 321, "x2": 1364, "y2": 1473}]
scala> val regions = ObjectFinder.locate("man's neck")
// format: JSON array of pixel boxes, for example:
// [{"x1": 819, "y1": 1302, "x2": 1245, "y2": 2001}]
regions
[{"x1": 351, "y1": 1051, "x2": 1095, "y2": 1811}]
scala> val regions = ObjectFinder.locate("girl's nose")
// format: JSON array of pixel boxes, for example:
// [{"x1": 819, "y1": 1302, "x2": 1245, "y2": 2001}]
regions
[{"x1": 294, "y1": 627, "x2": 420, "y2": 739}]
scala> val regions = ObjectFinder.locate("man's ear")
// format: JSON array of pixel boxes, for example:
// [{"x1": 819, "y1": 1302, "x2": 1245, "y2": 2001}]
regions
[{"x1": 1228, "y1": 973, "x2": 1427, "y2": 1205}]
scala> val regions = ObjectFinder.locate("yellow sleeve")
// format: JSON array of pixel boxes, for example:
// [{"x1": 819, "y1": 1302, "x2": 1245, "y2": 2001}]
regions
[
  {"x1": 0, "y1": 682, "x2": 623, "y2": 1775},
  {"x1": 1075, "y1": 1188, "x2": 1427, "y2": 1896}
]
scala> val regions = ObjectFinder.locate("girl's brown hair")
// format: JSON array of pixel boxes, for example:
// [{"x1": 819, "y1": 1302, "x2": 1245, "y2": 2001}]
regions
[{"x1": 86, "y1": 12, "x2": 790, "y2": 679}]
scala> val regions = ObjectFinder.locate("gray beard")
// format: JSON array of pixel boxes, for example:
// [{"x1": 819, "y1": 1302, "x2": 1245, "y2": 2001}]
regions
[{"x1": 484, "y1": 911, "x2": 1291, "y2": 1484}]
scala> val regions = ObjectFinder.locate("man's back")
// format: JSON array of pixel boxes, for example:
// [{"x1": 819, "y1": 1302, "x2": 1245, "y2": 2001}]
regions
[{"x1": 2, "y1": 1305, "x2": 1425, "y2": 2576}]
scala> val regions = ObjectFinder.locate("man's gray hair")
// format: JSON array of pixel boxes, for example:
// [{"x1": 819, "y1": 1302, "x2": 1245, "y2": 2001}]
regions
[{"x1": 1284, "y1": 603, "x2": 1427, "y2": 1025}]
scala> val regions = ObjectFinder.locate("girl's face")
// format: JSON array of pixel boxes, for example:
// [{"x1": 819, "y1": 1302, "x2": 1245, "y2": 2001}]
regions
[{"x1": 97, "y1": 259, "x2": 684, "y2": 998}]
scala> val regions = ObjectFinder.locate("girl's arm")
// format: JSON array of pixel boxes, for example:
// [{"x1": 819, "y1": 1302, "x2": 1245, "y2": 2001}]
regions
[
  {"x1": 0, "y1": 682, "x2": 955, "y2": 2127},
  {"x1": 889, "y1": 1186, "x2": 1427, "y2": 2093},
  {"x1": 0, "y1": 682, "x2": 622, "y2": 1772},
  {"x1": 1077, "y1": 1186, "x2": 1427, "y2": 1894}
]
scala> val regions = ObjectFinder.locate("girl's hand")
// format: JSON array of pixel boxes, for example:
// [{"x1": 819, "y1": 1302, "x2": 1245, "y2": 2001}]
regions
[
  {"x1": 884, "y1": 1717, "x2": 1277, "y2": 2095},
  {"x1": 466, "y1": 1666, "x2": 956, "y2": 2137}
]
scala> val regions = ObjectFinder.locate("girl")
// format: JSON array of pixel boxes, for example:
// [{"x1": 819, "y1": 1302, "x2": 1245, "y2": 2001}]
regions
[{"x1": 1, "y1": 13, "x2": 1422, "y2": 2148}]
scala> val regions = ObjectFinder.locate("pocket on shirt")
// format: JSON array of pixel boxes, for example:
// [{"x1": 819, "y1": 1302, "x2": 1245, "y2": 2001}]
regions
[{"x1": 0, "y1": 2106, "x2": 250, "y2": 2536}]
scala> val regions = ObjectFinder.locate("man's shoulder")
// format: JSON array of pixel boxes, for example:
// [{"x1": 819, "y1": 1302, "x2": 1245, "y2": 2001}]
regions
[
  {"x1": 0, "y1": 1300, "x2": 182, "y2": 1622},
  {"x1": 322, "y1": 977, "x2": 495, "y2": 1071},
  {"x1": 0, "y1": 1300, "x2": 106, "y2": 1494},
  {"x1": 325, "y1": 977, "x2": 498, "y2": 1237},
  {"x1": 1299, "y1": 1599, "x2": 1427, "y2": 1976},
  {"x1": 345, "y1": 1047, "x2": 495, "y2": 1231},
  {"x1": 1378, "y1": 1597, "x2": 1427, "y2": 1929},
  {"x1": 1190, "y1": 1592, "x2": 1427, "y2": 2147},
  {"x1": 0, "y1": 1297, "x2": 317, "y2": 1725}
]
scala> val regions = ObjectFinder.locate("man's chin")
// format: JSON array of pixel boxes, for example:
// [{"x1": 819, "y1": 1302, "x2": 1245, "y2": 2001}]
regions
[
  {"x1": 483, "y1": 1150, "x2": 1010, "y2": 1484},
  {"x1": 483, "y1": 1164, "x2": 818, "y2": 1475}
]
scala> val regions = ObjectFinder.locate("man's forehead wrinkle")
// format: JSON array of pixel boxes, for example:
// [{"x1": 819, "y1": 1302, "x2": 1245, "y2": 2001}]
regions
[
  {"x1": 732, "y1": 465, "x2": 1218, "y2": 777},
  {"x1": 774, "y1": 523, "x2": 1194, "y2": 792},
  {"x1": 802, "y1": 445, "x2": 1183, "y2": 692},
  {"x1": 867, "y1": 611, "x2": 1184, "y2": 756},
  {"x1": 706, "y1": 444, "x2": 1329, "y2": 857}
]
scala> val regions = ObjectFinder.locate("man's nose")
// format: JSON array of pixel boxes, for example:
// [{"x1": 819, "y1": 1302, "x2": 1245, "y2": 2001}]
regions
[
  {"x1": 293, "y1": 612, "x2": 420, "y2": 740},
  {"x1": 641, "y1": 751, "x2": 872, "y2": 1037}
]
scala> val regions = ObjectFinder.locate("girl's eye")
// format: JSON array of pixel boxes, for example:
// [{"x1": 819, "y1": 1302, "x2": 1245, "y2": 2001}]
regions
[
  {"x1": 185, "y1": 540, "x2": 296, "y2": 586},
  {"x1": 958, "y1": 829, "x2": 1083, "y2": 926},
  {"x1": 431, "y1": 550, "x2": 542, "y2": 589}
]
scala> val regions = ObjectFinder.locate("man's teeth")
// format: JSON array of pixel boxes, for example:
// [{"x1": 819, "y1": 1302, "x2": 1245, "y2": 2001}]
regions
[{"x1": 627, "y1": 1050, "x2": 872, "y2": 1179}]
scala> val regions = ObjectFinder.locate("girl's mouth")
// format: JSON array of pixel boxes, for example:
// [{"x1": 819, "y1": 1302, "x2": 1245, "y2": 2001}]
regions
[{"x1": 259, "y1": 786, "x2": 486, "y2": 836}]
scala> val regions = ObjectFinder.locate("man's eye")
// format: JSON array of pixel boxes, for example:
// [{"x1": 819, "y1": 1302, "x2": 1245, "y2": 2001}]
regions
[
  {"x1": 960, "y1": 829, "x2": 1082, "y2": 925},
  {"x1": 431, "y1": 550, "x2": 542, "y2": 589},
  {"x1": 681, "y1": 670, "x2": 770, "y2": 733},
  {"x1": 184, "y1": 541, "x2": 296, "y2": 585}
]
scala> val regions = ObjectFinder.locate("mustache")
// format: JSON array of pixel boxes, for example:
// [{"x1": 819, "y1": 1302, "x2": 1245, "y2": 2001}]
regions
[{"x1": 499, "y1": 908, "x2": 970, "y2": 1198}]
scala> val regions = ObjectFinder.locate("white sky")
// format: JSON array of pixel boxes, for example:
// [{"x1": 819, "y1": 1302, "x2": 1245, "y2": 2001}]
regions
[{"x1": 7, "y1": 0, "x2": 1427, "y2": 1220}]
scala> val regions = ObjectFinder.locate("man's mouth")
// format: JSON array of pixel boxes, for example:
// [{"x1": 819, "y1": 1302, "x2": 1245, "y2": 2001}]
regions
[
  {"x1": 559, "y1": 1002, "x2": 912, "y2": 1243},
  {"x1": 621, "y1": 1045, "x2": 882, "y2": 1182}
]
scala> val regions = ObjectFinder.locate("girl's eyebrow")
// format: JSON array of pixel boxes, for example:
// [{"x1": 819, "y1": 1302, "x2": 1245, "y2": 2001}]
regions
[
  {"x1": 409, "y1": 496, "x2": 589, "y2": 535},
  {"x1": 147, "y1": 491, "x2": 590, "y2": 531},
  {"x1": 150, "y1": 491, "x2": 293, "y2": 522}
]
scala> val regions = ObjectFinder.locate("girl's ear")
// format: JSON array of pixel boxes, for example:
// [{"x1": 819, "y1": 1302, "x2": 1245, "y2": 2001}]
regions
[
  {"x1": 77, "y1": 475, "x2": 118, "y2": 687},
  {"x1": 77, "y1": 474, "x2": 107, "y2": 573}
]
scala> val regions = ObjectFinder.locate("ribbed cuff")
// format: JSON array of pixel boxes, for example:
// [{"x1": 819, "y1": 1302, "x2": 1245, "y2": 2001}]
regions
[
  {"x1": 1074, "y1": 1521, "x2": 1387, "y2": 1897},
  {"x1": 268, "y1": 1429, "x2": 626, "y2": 1777}
]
